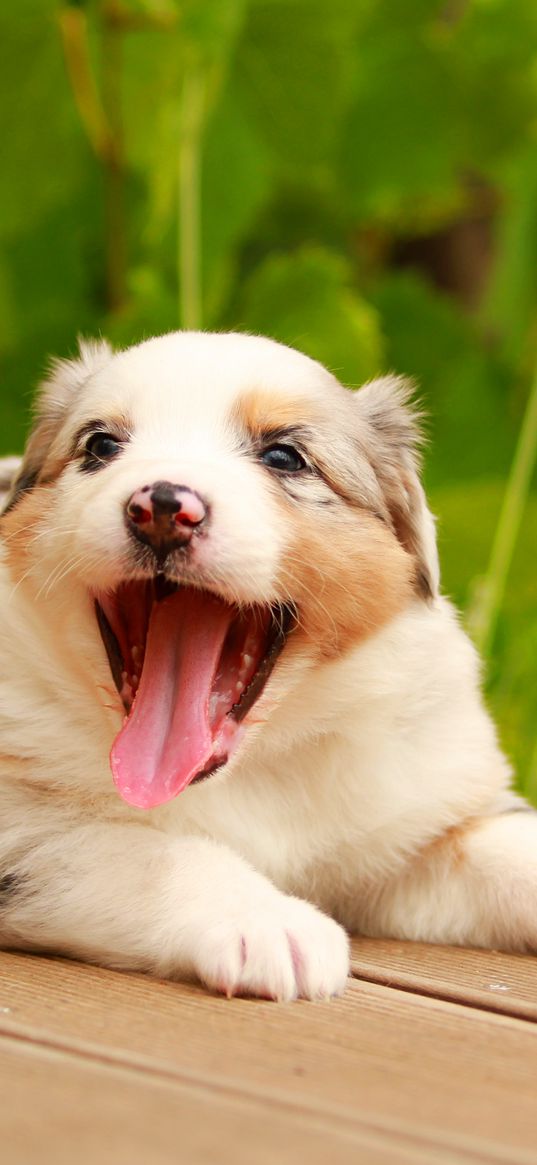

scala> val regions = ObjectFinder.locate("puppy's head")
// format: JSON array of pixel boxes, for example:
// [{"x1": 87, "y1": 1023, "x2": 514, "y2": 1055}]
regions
[{"x1": 1, "y1": 332, "x2": 438, "y2": 808}]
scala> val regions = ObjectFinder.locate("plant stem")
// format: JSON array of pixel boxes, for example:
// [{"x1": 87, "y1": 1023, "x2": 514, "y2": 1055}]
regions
[
  {"x1": 178, "y1": 64, "x2": 206, "y2": 331},
  {"x1": 101, "y1": 3, "x2": 126, "y2": 313},
  {"x1": 470, "y1": 361, "x2": 537, "y2": 657},
  {"x1": 58, "y1": 3, "x2": 127, "y2": 313},
  {"x1": 57, "y1": 6, "x2": 114, "y2": 164}
]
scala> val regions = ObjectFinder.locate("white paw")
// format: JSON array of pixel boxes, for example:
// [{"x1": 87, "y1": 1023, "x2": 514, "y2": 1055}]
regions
[{"x1": 191, "y1": 893, "x2": 350, "y2": 1002}]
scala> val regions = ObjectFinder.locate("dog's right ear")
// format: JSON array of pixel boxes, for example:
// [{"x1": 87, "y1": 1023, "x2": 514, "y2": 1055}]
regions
[{"x1": 3, "y1": 339, "x2": 113, "y2": 514}]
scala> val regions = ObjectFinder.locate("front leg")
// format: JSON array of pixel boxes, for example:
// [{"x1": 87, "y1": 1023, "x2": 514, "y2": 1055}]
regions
[
  {"x1": 360, "y1": 806, "x2": 537, "y2": 951},
  {"x1": 0, "y1": 823, "x2": 349, "y2": 1000}
]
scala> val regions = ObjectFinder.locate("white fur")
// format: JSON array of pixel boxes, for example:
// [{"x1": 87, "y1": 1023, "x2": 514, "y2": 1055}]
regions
[{"x1": 0, "y1": 331, "x2": 533, "y2": 1001}]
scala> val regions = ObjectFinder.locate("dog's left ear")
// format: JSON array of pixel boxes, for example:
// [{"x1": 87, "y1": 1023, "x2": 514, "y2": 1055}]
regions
[
  {"x1": 355, "y1": 376, "x2": 439, "y2": 600},
  {"x1": 3, "y1": 339, "x2": 113, "y2": 514},
  {"x1": 0, "y1": 457, "x2": 22, "y2": 512}
]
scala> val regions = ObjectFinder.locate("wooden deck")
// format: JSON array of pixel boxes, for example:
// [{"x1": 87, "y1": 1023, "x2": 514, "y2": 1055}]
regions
[{"x1": 2, "y1": 938, "x2": 537, "y2": 1164}]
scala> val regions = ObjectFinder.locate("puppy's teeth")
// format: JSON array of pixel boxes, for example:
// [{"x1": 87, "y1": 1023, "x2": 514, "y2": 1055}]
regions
[
  {"x1": 132, "y1": 646, "x2": 141, "y2": 663},
  {"x1": 235, "y1": 681, "x2": 243, "y2": 694},
  {"x1": 242, "y1": 654, "x2": 253, "y2": 668}
]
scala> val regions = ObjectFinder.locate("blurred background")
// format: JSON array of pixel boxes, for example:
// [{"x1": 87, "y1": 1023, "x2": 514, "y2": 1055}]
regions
[{"x1": 1, "y1": 0, "x2": 536, "y2": 795}]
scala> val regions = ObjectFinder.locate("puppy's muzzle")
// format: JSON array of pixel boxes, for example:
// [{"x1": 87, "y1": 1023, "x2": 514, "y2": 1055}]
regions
[{"x1": 125, "y1": 481, "x2": 208, "y2": 560}]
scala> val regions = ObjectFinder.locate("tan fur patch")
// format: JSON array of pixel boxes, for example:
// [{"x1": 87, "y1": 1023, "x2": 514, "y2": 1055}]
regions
[
  {"x1": 234, "y1": 386, "x2": 418, "y2": 656},
  {"x1": 233, "y1": 388, "x2": 325, "y2": 439},
  {"x1": 416, "y1": 819, "x2": 478, "y2": 871},
  {"x1": 0, "y1": 485, "x2": 55, "y2": 578},
  {"x1": 275, "y1": 501, "x2": 415, "y2": 658}
]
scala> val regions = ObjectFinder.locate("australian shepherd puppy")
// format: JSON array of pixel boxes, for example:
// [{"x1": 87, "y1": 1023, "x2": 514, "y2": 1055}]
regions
[{"x1": 0, "y1": 331, "x2": 534, "y2": 1000}]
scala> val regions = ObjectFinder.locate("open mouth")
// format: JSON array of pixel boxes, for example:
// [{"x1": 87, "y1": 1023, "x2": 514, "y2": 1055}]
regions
[{"x1": 95, "y1": 579, "x2": 293, "y2": 809}]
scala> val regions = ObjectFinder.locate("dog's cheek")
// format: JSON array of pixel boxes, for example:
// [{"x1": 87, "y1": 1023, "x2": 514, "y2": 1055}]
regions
[
  {"x1": 54, "y1": 477, "x2": 128, "y2": 588},
  {"x1": 0, "y1": 485, "x2": 58, "y2": 581},
  {"x1": 277, "y1": 507, "x2": 416, "y2": 658},
  {"x1": 0, "y1": 477, "x2": 120, "y2": 595},
  {"x1": 185, "y1": 468, "x2": 288, "y2": 602}
]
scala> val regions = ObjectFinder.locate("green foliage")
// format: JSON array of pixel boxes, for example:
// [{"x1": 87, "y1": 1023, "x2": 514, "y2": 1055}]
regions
[
  {"x1": 1, "y1": 0, "x2": 536, "y2": 793},
  {"x1": 370, "y1": 271, "x2": 516, "y2": 485},
  {"x1": 340, "y1": 4, "x2": 462, "y2": 220},
  {"x1": 484, "y1": 146, "x2": 537, "y2": 369},
  {"x1": 231, "y1": 246, "x2": 383, "y2": 384},
  {"x1": 432, "y1": 479, "x2": 537, "y2": 798}
]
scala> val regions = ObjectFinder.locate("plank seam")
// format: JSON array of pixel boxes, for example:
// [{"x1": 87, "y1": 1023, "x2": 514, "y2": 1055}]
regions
[
  {"x1": 0, "y1": 1022, "x2": 525, "y2": 1165},
  {"x1": 350, "y1": 967, "x2": 537, "y2": 1025}
]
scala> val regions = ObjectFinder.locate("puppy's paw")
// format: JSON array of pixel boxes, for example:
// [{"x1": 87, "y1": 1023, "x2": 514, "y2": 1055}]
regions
[{"x1": 192, "y1": 894, "x2": 350, "y2": 1002}]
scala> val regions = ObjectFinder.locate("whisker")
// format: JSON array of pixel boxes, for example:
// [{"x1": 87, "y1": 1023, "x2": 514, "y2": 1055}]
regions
[
  {"x1": 37, "y1": 549, "x2": 105, "y2": 599},
  {"x1": 276, "y1": 564, "x2": 339, "y2": 642}
]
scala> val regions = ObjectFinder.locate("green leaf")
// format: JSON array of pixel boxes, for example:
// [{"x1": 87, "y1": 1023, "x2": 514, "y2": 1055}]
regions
[
  {"x1": 483, "y1": 147, "x2": 537, "y2": 368},
  {"x1": 234, "y1": 1, "x2": 361, "y2": 175},
  {"x1": 454, "y1": 0, "x2": 537, "y2": 169},
  {"x1": 0, "y1": 0, "x2": 88, "y2": 240},
  {"x1": 370, "y1": 271, "x2": 518, "y2": 486},
  {"x1": 201, "y1": 85, "x2": 274, "y2": 321},
  {"x1": 338, "y1": 2, "x2": 460, "y2": 218},
  {"x1": 231, "y1": 246, "x2": 384, "y2": 385}
]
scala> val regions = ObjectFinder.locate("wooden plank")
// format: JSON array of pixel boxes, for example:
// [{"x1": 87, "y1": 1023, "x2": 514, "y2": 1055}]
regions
[
  {"x1": 350, "y1": 938, "x2": 537, "y2": 1021},
  {"x1": 1, "y1": 950, "x2": 537, "y2": 1164},
  {"x1": 1, "y1": 1033, "x2": 415, "y2": 1165}
]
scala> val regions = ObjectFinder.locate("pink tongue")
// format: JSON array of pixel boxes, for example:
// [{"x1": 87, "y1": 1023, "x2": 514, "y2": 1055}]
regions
[{"x1": 110, "y1": 590, "x2": 235, "y2": 809}]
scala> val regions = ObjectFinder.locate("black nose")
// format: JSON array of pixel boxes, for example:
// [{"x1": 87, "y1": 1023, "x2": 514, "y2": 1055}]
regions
[{"x1": 125, "y1": 481, "x2": 208, "y2": 559}]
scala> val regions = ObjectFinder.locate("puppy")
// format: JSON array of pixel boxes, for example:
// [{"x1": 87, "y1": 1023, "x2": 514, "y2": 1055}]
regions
[{"x1": 0, "y1": 331, "x2": 533, "y2": 1001}]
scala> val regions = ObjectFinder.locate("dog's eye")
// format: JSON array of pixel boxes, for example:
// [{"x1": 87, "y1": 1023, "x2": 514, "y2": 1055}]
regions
[
  {"x1": 260, "y1": 444, "x2": 306, "y2": 473},
  {"x1": 85, "y1": 433, "x2": 122, "y2": 463}
]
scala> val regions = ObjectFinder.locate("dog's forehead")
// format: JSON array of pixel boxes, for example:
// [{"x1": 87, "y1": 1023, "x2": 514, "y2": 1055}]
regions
[{"x1": 77, "y1": 332, "x2": 342, "y2": 432}]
